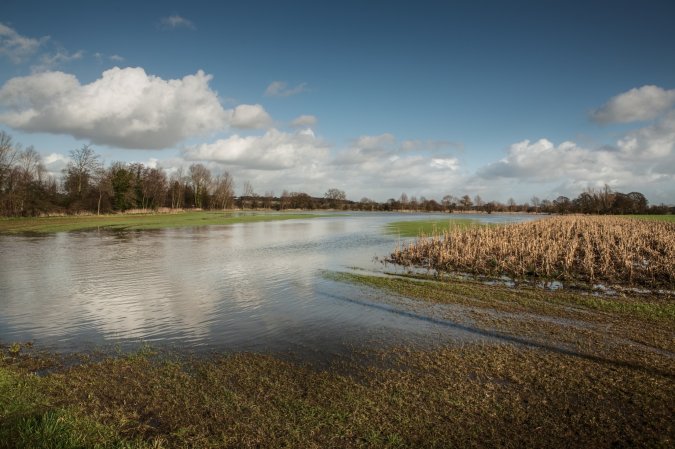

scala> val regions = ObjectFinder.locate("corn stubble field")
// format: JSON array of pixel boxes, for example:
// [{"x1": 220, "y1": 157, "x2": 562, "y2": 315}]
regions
[{"x1": 389, "y1": 216, "x2": 675, "y2": 291}]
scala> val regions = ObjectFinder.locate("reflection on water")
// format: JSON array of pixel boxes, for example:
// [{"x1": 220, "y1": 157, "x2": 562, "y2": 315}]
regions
[{"x1": 0, "y1": 213, "x2": 538, "y2": 357}]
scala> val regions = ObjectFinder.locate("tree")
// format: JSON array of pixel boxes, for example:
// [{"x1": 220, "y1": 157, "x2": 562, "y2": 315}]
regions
[
  {"x1": 109, "y1": 162, "x2": 134, "y2": 211},
  {"x1": 531, "y1": 196, "x2": 541, "y2": 213},
  {"x1": 65, "y1": 145, "x2": 101, "y2": 200},
  {"x1": 189, "y1": 163, "x2": 212, "y2": 209},
  {"x1": 324, "y1": 188, "x2": 346, "y2": 208},
  {"x1": 399, "y1": 193, "x2": 409, "y2": 210},
  {"x1": 553, "y1": 196, "x2": 571, "y2": 214},
  {"x1": 0, "y1": 131, "x2": 17, "y2": 195},
  {"x1": 473, "y1": 195, "x2": 483, "y2": 211},
  {"x1": 212, "y1": 172, "x2": 235, "y2": 210},
  {"x1": 507, "y1": 197, "x2": 516, "y2": 212},
  {"x1": 459, "y1": 195, "x2": 473, "y2": 210},
  {"x1": 169, "y1": 167, "x2": 186, "y2": 209}
]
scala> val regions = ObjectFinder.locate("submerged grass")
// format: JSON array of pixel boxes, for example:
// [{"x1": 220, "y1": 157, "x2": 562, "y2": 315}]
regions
[
  {"x1": 0, "y1": 211, "x2": 324, "y2": 234},
  {"x1": 389, "y1": 216, "x2": 675, "y2": 290},
  {"x1": 325, "y1": 271, "x2": 675, "y2": 324},
  {"x1": 385, "y1": 218, "x2": 479, "y2": 237}
]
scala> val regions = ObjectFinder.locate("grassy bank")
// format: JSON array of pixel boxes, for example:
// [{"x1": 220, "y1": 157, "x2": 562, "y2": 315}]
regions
[
  {"x1": 0, "y1": 211, "x2": 324, "y2": 234},
  {"x1": 385, "y1": 218, "x2": 479, "y2": 237},
  {"x1": 2, "y1": 273, "x2": 673, "y2": 448}
]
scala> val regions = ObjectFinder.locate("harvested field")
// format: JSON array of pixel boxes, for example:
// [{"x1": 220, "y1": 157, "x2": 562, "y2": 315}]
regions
[{"x1": 388, "y1": 216, "x2": 675, "y2": 290}]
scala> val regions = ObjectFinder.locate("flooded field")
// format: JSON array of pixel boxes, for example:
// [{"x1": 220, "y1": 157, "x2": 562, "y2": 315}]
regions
[{"x1": 0, "y1": 213, "x2": 536, "y2": 357}]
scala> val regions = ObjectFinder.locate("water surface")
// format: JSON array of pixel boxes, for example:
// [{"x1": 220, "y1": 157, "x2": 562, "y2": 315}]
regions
[{"x1": 0, "y1": 213, "x2": 538, "y2": 358}]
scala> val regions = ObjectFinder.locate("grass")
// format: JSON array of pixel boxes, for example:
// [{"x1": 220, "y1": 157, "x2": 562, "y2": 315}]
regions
[
  {"x1": 385, "y1": 218, "x2": 479, "y2": 237},
  {"x1": 627, "y1": 214, "x2": 675, "y2": 222},
  {"x1": 389, "y1": 216, "x2": 675, "y2": 290},
  {"x1": 1, "y1": 336, "x2": 673, "y2": 449},
  {"x1": 0, "y1": 211, "x2": 325, "y2": 234}
]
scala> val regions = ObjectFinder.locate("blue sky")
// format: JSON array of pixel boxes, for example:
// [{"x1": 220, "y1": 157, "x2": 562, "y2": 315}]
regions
[{"x1": 1, "y1": 0, "x2": 674, "y2": 203}]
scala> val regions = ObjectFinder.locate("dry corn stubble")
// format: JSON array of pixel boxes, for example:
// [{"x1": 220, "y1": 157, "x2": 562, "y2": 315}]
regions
[{"x1": 389, "y1": 216, "x2": 675, "y2": 290}]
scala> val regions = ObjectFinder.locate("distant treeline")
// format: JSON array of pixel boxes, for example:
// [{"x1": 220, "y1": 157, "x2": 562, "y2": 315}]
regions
[{"x1": 0, "y1": 133, "x2": 672, "y2": 217}]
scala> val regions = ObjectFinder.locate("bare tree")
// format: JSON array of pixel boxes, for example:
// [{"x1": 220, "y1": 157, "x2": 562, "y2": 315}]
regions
[
  {"x1": 65, "y1": 145, "x2": 101, "y2": 199},
  {"x1": 189, "y1": 163, "x2": 212, "y2": 209},
  {"x1": 459, "y1": 195, "x2": 473, "y2": 210},
  {"x1": 169, "y1": 167, "x2": 186, "y2": 209},
  {"x1": 0, "y1": 131, "x2": 17, "y2": 193},
  {"x1": 212, "y1": 172, "x2": 235, "y2": 210},
  {"x1": 325, "y1": 188, "x2": 346, "y2": 208}
]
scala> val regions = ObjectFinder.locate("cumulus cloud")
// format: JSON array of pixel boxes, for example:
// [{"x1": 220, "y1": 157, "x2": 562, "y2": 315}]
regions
[
  {"x1": 228, "y1": 104, "x2": 273, "y2": 129},
  {"x1": 0, "y1": 67, "x2": 230, "y2": 149},
  {"x1": 591, "y1": 85, "x2": 675, "y2": 123},
  {"x1": 159, "y1": 15, "x2": 195, "y2": 29},
  {"x1": 183, "y1": 128, "x2": 329, "y2": 171},
  {"x1": 291, "y1": 114, "x2": 317, "y2": 127},
  {"x1": 476, "y1": 114, "x2": 675, "y2": 201},
  {"x1": 0, "y1": 22, "x2": 48, "y2": 63},
  {"x1": 617, "y1": 111, "x2": 675, "y2": 159},
  {"x1": 264, "y1": 81, "x2": 308, "y2": 97}
]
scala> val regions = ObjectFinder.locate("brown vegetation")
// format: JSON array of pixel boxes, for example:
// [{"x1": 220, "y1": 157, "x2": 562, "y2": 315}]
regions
[{"x1": 389, "y1": 216, "x2": 675, "y2": 290}]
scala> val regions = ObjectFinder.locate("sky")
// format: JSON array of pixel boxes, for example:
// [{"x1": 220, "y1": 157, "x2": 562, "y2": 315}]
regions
[{"x1": 1, "y1": 0, "x2": 674, "y2": 204}]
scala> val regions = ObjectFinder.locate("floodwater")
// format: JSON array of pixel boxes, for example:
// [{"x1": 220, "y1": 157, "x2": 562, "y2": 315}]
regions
[{"x1": 0, "y1": 213, "x2": 538, "y2": 359}]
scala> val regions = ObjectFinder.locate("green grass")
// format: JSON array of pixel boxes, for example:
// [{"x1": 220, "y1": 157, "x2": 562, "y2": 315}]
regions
[
  {"x1": 626, "y1": 214, "x2": 675, "y2": 222},
  {"x1": 385, "y1": 218, "x2": 479, "y2": 237},
  {"x1": 0, "y1": 211, "x2": 325, "y2": 234}
]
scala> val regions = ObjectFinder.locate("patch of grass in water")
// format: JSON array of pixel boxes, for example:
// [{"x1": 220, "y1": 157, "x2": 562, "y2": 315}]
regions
[{"x1": 385, "y1": 218, "x2": 480, "y2": 237}]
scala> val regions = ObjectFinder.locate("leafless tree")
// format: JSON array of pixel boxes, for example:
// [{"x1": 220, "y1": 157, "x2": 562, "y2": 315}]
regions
[
  {"x1": 189, "y1": 163, "x2": 212, "y2": 209},
  {"x1": 212, "y1": 172, "x2": 235, "y2": 210},
  {"x1": 65, "y1": 144, "x2": 101, "y2": 199}
]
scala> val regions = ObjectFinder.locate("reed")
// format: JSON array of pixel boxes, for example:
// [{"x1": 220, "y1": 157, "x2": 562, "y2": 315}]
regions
[{"x1": 389, "y1": 216, "x2": 675, "y2": 290}]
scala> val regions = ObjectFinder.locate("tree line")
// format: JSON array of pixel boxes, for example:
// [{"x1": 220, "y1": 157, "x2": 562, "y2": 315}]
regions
[{"x1": 0, "y1": 132, "x2": 671, "y2": 217}]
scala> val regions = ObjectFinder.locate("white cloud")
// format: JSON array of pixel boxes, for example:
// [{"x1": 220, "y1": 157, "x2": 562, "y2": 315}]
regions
[
  {"x1": 31, "y1": 48, "x2": 84, "y2": 73},
  {"x1": 109, "y1": 54, "x2": 124, "y2": 62},
  {"x1": 617, "y1": 111, "x2": 675, "y2": 159},
  {"x1": 229, "y1": 104, "x2": 273, "y2": 129},
  {"x1": 0, "y1": 22, "x2": 48, "y2": 63},
  {"x1": 591, "y1": 85, "x2": 675, "y2": 123},
  {"x1": 159, "y1": 15, "x2": 195, "y2": 30},
  {"x1": 42, "y1": 152, "x2": 69, "y2": 178},
  {"x1": 0, "y1": 67, "x2": 230, "y2": 149},
  {"x1": 476, "y1": 114, "x2": 675, "y2": 202},
  {"x1": 264, "y1": 81, "x2": 308, "y2": 97},
  {"x1": 291, "y1": 114, "x2": 317, "y2": 127},
  {"x1": 183, "y1": 128, "x2": 329, "y2": 171}
]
